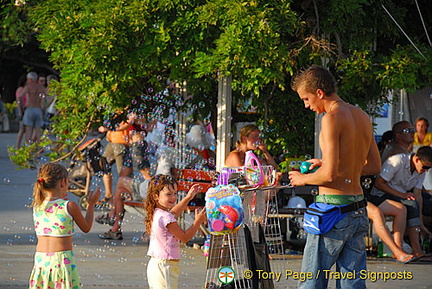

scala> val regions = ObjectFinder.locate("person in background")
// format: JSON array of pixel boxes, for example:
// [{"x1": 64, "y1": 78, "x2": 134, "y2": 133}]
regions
[
  {"x1": 381, "y1": 121, "x2": 414, "y2": 162},
  {"x1": 225, "y1": 124, "x2": 278, "y2": 169},
  {"x1": 15, "y1": 74, "x2": 27, "y2": 148},
  {"x1": 15, "y1": 74, "x2": 28, "y2": 149},
  {"x1": 98, "y1": 112, "x2": 131, "y2": 206},
  {"x1": 411, "y1": 117, "x2": 432, "y2": 153},
  {"x1": 37, "y1": 73, "x2": 46, "y2": 87},
  {"x1": 412, "y1": 118, "x2": 432, "y2": 233},
  {"x1": 19, "y1": 72, "x2": 47, "y2": 144},
  {"x1": 0, "y1": 99, "x2": 10, "y2": 133},
  {"x1": 367, "y1": 202, "x2": 414, "y2": 263},
  {"x1": 377, "y1": 130, "x2": 393, "y2": 157},
  {"x1": 122, "y1": 111, "x2": 152, "y2": 180},
  {"x1": 369, "y1": 146, "x2": 432, "y2": 258}
]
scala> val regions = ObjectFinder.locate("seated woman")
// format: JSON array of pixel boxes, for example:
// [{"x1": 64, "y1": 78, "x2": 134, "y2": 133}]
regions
[
  {"x1": 225, "y1": 124, "x2": 278, "y2": 169},
  {"x1": 225, "y1": 124, "x2": 281, "y2": 208}
]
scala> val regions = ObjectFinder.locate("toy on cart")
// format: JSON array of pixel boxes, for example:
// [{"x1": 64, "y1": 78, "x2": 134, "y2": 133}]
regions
[{"x1": 205, "y1": 184, "x2": 244, "y2": 235}]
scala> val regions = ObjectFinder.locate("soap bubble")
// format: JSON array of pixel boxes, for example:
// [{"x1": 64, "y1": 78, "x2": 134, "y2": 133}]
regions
[
  {"x1": 345, "y1": 179, "x2": 352, "y2": 184},
  {"x1": 203, "y1": 117, "x2": 211, "y2": 125},
  {"x1": 311, "y1": 189, "x2": 318, "y2": 196},
  {"x1": 3, "y1": 177, "x2": 11, "y2": 184}
]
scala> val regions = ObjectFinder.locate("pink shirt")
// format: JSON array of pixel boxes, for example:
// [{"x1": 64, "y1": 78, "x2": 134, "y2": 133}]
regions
[{"x1": 147, "y1": 208, "x2": 180, "y2": 260}]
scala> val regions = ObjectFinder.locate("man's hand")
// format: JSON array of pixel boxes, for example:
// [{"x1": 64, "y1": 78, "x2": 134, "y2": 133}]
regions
[
  {"x1": 404, "y1": 192, "x2": 416, "y2": 200},
  {"x1": 288, "y1": 171, "x2": 306, "y2": 187},
  {"x1": 306, "y1": 159, "x2": 322, "y2": 171}
]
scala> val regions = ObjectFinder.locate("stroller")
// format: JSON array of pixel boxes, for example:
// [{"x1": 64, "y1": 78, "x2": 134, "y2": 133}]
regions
[{"x1": 68, "y1": 136, "x2": 107, "y2": 210}]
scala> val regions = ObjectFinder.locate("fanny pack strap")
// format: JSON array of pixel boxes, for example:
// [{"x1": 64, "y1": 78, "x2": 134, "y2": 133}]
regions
[{"x1": 339, "y1": 199, "x2": 367, "y2": 214}]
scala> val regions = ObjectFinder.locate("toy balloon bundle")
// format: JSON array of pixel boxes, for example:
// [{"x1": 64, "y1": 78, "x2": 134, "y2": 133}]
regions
[{"x1": 205, "y1": 184, "x2": 244, "y2": 235}]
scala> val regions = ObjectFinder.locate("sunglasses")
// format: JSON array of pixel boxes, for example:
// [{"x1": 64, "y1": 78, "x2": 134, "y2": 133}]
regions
[
  {"x1": 422, "y1": 165, "x2": 431, "y2": 170},
  {"x1": 398, "y1": 128, "x2": 415, "y2": 134}
]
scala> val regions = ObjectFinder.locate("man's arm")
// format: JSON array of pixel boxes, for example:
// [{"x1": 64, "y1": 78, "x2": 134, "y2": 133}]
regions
[
  {"x1": 362, "y1": 136, "x2": 381, "y2": 176},
  {"x1": 374, "y1": 176, "x2": 415, "y2": 200}
]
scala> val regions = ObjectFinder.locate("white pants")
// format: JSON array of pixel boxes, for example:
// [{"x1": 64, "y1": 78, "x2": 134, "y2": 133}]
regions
[{"x1": 147, "y1": 257, "x2": 179, "y2": 289}]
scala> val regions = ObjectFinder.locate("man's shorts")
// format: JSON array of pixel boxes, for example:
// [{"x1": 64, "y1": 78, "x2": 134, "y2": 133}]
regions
[{"x1": 23, "y1": 107, "x2": 43, "y2": 128}]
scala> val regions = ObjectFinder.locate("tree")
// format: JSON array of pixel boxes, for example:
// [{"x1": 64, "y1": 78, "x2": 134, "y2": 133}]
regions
[{"x1": 3, "y1": 0, "x2": 432, "y2": 168}]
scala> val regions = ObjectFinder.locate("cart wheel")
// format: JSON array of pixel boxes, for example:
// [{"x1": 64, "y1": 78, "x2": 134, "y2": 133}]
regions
[{"x1": 79, "y1": 195, "x2": 89, "y2": 211}]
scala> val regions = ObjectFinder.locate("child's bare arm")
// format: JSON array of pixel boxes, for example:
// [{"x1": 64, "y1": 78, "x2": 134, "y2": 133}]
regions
[
  {"x1": 68, "y1": 188, "x2": 101, "y2": 233},
  {"x1": 170, "y1": 184, "x2": 201, "y2": 218},
  {"x1": 167, "y1": 208, "x2": 207, "y2": 243}
]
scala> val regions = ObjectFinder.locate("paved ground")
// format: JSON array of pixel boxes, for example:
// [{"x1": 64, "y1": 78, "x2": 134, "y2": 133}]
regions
[{"x1": 0, "y1": 132, "x2": 431, "y2": 289}]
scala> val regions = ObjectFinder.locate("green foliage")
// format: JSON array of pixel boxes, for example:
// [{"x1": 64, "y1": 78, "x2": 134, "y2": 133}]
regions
[
  {"x1": 194, "y1": 0, "x2": 299, "y2": 96},
  {"x1": 2, "y1": 0, "x2": 432, "y2": 168},
  {"x1": 0, "y1": 0, "x2": 36, "y2": 48},
  {"x1": 379, "y1": 46, "x2": 432, "y2": 93},
  {"x1": 8, "y1": 135, "x2": 57, "y2": 169},
  {"x1": 4, "y1": 101, "x2": 17, "y2": 120}
]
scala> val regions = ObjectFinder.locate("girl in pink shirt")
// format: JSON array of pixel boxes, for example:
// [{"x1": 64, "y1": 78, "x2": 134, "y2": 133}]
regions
[{"x1": 144, "y1": 175, "x2": 207, "y2": 289}]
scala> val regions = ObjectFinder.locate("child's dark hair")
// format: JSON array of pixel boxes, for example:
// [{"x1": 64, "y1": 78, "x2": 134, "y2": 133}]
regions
[
  {"x1": 144, "y1": 175, "x2": 178, "y2": 235},
  {"x1": 31, "y1": 162, "x2": 68, "y2": 208}
]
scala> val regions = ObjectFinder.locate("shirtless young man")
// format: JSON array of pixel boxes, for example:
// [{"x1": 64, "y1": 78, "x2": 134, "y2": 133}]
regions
[
  {"x1": 289, "y1": 65, "x2": 381, "y2": 289},
  {"x1": 19, "y1": 72, "x2": 47, "y2": 144}
]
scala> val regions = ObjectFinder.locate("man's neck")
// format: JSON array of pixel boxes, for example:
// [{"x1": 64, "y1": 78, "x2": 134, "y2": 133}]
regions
[{"x1": 395, "y1": 141, "x2": 410, "y2": 152}]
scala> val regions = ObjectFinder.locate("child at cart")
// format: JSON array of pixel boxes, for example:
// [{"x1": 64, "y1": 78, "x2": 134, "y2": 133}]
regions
[
  {"x1": 144, "y1": 174, "x2": 207, "y2": 289},
  {"x1": 29, "y1": 162, "x2": 100, "y2": 289}
]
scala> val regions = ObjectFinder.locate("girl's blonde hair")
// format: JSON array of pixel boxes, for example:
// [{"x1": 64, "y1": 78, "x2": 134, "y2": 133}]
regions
[
  {"x1": 236, "y1": 124, "x2": 259, "y2": 148},
  {"x1": 144, "y1": 175, "x2": 178, "y2": 235},
  {"x1": 31, "y1": 162, "x2": 68, "y2": 208}
]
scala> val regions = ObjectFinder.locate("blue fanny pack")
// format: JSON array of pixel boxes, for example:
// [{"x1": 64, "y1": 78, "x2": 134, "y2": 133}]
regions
[{"x1": 303, "y1": 199, "x2": 367, "y2": 235}]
